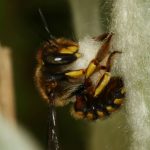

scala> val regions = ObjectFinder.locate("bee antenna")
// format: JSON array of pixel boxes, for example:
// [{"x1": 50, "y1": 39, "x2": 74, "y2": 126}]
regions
[{"x1": 38, "y1": 8, "x2": 55, "y2": 40}]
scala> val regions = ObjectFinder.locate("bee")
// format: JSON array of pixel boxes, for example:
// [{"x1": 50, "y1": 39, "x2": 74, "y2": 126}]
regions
[{"x1": 35, "y1": 10, "x2": 125, "y2": 120}]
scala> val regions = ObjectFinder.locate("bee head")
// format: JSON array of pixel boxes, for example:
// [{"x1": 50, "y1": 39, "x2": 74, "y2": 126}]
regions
[{"x1": 37, "y1": 38, "x2": 79, "y2": 66}]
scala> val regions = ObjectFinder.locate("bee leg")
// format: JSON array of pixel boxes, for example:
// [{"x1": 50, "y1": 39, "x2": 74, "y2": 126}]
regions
[
  {"x1": 95, "y1": 32, "x2": 113, "y2": 62},
  {"x1": 85, "y1": 59, "x2": 98, "y2": 78},
  {"x1": 94, "y1": 72, "x2": 111, "y2": 97},
  {"x1": 65, "y1": 50, "x2": 118, "y2": 80},
  {"x1": 105, "y1": 51, "x2": 122, "y2": 72},
  {"x1": 93, "y1": 32, "x2": 110, "y2": 42},
  {"x1": 65, "y1": 69, "x2": 85, "y2": 78},
  {"x1": 92, "y1": 50, "x2": 122, "y2": 97},
  {"x1": 85, "y1": 33, "x2": 113, "y2": 79}
]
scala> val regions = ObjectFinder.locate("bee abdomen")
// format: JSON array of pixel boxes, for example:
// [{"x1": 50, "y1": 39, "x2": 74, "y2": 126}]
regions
[{"x1": 71, "y1": 77, "x2": 125, "y2": 120}]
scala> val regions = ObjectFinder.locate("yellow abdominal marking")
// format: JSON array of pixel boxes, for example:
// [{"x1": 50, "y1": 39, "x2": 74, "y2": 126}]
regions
[
  {"x1": 60, "y1": 46, "x2": 78, "y2": 54},
  {"x1": 97, "y1": 111, "x2": 104, "y2": 118},
  {"x1": 86, "y1": 62, "x2": 97, "y2": 78},
  {"x1": 94, "y1": 72, "x2": 111, "y2": 97},
  {"x1": 86, "y1": 112, "x2": 94, "y2": 120},
  {"x1": 114, "y1": 98, "x2": 123, "y2": 105},
  {"x1": 71, "y1": 110, "x2": 84, "y2": 120},
  {"x1": 75, "y1": 112, "x2": 84, "y2": 119},
  {"x1": 106, "y1": 106, "x2": 115, "y2": 112},
  {"x1": 65, "y1": 70, "x2": 84, "y2": 78},
  {"x1": 121, "y1": 87, "x2": 125, "y2": 94}
]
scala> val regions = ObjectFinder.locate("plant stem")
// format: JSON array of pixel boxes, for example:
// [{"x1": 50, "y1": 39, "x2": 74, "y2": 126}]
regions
[{"x1": 0, "y1": 46, "x2": 16, "y2": 124}]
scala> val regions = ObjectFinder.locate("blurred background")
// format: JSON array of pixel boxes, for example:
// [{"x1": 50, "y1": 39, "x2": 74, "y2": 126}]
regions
[{"x1": 0, "y1": 0, "x2": 89, "y2": 150}]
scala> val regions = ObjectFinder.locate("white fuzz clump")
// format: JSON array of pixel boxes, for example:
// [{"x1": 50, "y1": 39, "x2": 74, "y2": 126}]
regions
[
  {"x1": 111, "y1": 0, "x2": 150, "y2": 149},
  {"x1": 68, "y1": 36, "x2": 101, "y2": 70}
]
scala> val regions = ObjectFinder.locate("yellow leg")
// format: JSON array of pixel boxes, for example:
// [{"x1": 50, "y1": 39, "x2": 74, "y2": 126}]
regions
[
  {"x1": 94, "y1": 72, "x2": 111, "y2": 97},
  {"x1": 86, "y1": 60, "x2": 98, "y2": 79},
  {"x1": 65, "y1": 69, "x2": 85, "y2": 78},
  {"x1": 114, "y1": 98, "x2": 123, "y2": 105}
]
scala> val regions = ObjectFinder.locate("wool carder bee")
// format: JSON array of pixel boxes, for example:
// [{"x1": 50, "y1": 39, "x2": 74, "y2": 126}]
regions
[
  {"x1": 35, "y1": 9, "x2": 125, "y2": 120},
  {"x1": 35, "y1": 32, "x2": 125, "y2": 120}
]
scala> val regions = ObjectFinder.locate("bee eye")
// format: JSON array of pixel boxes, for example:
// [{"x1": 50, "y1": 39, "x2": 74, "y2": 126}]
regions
[{"x1": 42, "y1": 53, "x2": 78, "y2": 65}]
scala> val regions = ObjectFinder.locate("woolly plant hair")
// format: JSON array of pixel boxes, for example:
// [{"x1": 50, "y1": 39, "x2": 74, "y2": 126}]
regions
[
  {"x1": 70, "y1": 0, "x2": 150, "y2": 150},
  {"x1": 111, "y1": 0, "x2": 150, "y2": 150}
]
